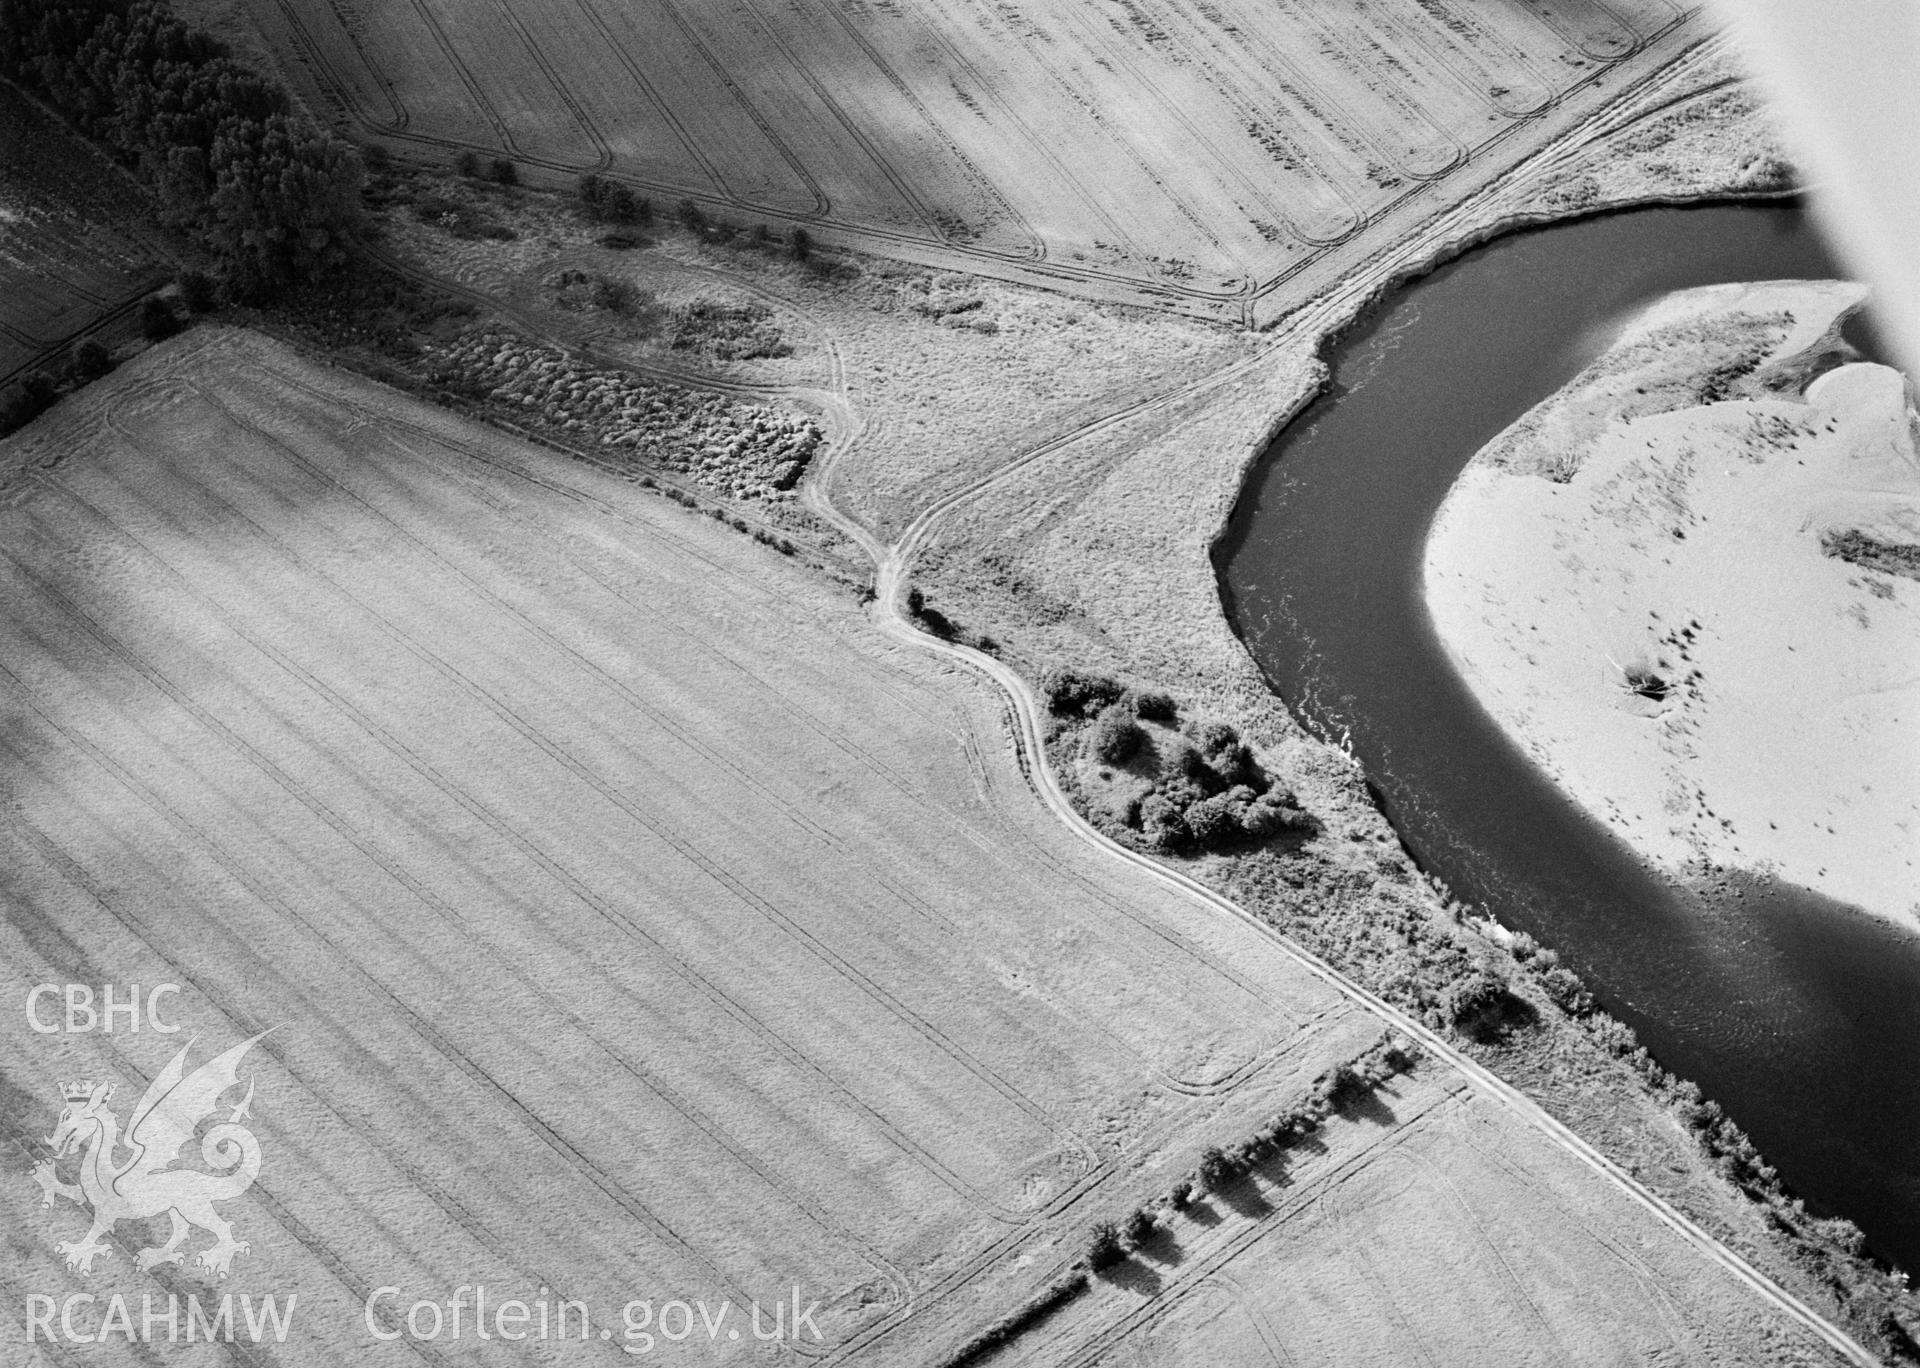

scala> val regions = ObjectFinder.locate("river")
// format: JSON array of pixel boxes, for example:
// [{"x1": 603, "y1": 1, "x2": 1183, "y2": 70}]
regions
[{"x1": 1217, "y1": 202, "x2": 1920, "y2": 1273}]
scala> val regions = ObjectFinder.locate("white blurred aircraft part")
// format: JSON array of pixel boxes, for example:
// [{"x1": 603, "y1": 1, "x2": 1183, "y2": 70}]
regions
[{"x1": 1710, "y1": 0, "x2": 1920, "y2": 378}]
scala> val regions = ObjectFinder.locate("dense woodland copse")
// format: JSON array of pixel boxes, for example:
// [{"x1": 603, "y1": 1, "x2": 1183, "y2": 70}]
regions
[{"x1": 0, "y1": 0, "x2": 361, "y2": 291}]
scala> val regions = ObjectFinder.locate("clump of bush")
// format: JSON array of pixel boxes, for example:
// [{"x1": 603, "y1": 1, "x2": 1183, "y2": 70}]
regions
[
  {"x1": 412, "y1": 192, "x2": 517, "y2": 241},
  {"x1": 1196, "y1": 1145, "x2": 1234, "y2": 1194},
  {"x1": 176, "y1": 269, "x2": 218, "y2": 313},
  {"x1": 1119, "y1": 717, "x2": 1311, "y2": 853},
  {"x1": 1121, "y1": 1207, "x2": 1157, "y2": 1248},
  {"x1": 1130, "y1": 689, "x2": 1177, "y2": 723},
  {"x1": 668, "y1": 300, "x2": 791, "y2": 361},
  {"x1": 1085, "y1": 1221, "x2": 1124, "y2": 1270},
  {"x1": 0, "y1": 370, "x2": 59, "y2": 435},
  {"x1": 140, "y1": 295, "x2": 181, "y2": 341},
  {"x1": 551, "y1": 269, "x2": 659, "y2": 327},
  {"x1": 1822, "y1": 527, "x2": 1920, "y2": 581},
  {"x1": 1042, "y1": 671, "x2": 1313, "y2": 851},
  {"x1": 1087, "y1": 709, "x2": 1147, "y2": 766},
  {"x1": 574, "y1": 172, "x2": 651, "y2": 227},
  {"x1": 1040, "y1": 668, "x2": 1125, "y2": 717},
  {"x1": 1442, "y1": 969, "x2": 1535, "y2": 1042},
  {"x1": 70, "y1": 339, "x2": 113, "y2": 381}
]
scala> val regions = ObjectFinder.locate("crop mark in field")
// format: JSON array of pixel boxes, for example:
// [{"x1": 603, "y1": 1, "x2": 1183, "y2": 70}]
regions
[
  {"x1": 267, "y1": 0, "x2": 412, "y2": 133},
  {"x1": 1051, "y1": 1084, "x2": 1459, "y2": 1368},
  {"x1": 1512, "y1": 0, "x2": 1643, "y2": 63},
  {"x1": 1280, "y1": 0, "x2": 1467, "y2": 179},
  {"x1": 1172, "y1": 0, "x2": 1411, "y2": 207},
  {"x1": 564, "y1": 0, "x2": 726, "y2": 196},
  {"x1": 182, "y1": 391, "x2": 1085, "y2": 1151},
  {"x1": 8, "y1": 355, "x2": 1395, "y2": 1352},
  {"x1": 1123, "y1": 0, "x2": 1370, "y2": 243},
  {"x1": 946, "y1": 0, "x2": 1187, "y2": 282},
  {"x1": 0, "y1": 681, "x2": 712, "y2": 1327},
  {"x1": 795, "y1": 0, "x2": 1047, "y2": 258},
  {"x1": 0, "y1": 942, "x2": 480, "y2": 1368},
  {"x1": 709, "y1": 0, "x2": 952, "y2": 243},
  {"x1": 400, "y1": 0, "x2": 521, "y2": 153},
  {"x1": 52, "y1": 377, "x2": 1093, "y2": 1223},
  {"x1": 1449, "y1": 1111, "x2": 1711, "y2": 1358},
  {"x1": 623, "y1": 0, "x2": 833, "y2": 216},
  {"x1": 323, "y1": 401, "x2": 1320, "y2": 1097},
  {"x1": 476, "y1": 0, "x2": 614, "y2": 170},
  {"x1": 0, "y1": 575, "x2": 915, "y2": 1332},
  {"x1": 2, "y1": 530, "x2": 915, "y2": 1310},
  {"x1": 1361, "y1": 0, "x2": 1556, "y2": 119},
  {"x1": 1016, "y1": 0, "x2": 1284, "y2": 285}
]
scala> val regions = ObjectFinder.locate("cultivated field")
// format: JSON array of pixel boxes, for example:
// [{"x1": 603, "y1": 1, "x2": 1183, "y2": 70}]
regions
[
  {"x1": 0, "y1": 331, "x2": 1857, "y2": 1364},
  {"x1": 0, "y1": 85, "x2": 167, "y2": 388},
  {"x1": 222, "y1": 0, "x2": 1704, "y2": 319}
]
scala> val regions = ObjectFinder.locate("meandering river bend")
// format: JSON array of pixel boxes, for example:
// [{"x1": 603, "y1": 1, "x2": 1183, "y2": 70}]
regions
[{"x1": 1218, "y1": 203, "x2": 1920, "y2": 1273}]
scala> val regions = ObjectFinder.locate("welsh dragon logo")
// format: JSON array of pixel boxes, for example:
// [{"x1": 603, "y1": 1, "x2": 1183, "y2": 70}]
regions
[{"x1": 30, "y1": 1034, "x2": 268, "y2": 1278}]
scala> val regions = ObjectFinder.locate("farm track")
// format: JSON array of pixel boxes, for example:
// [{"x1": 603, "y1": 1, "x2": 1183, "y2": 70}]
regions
[
  {"x1": 1008, "y1": 0, "x2": 1257, "y2": 289},
  {"x1": 11, "y1": 460, "x2": 929, "y2": 1315},
  {"x1": 607, "y1": 0, "x2": 831, "y2": 217},
  {"x1": 851, "y1": 439, "x2": 1887, "y2": 1368},
  {"x1": 559, "y1": 0, "x2": 716, "y2": 197},
  {"x1": 272, "y1": 0, "x2": 1721, "y2": 317},
  {"x1": 165, "y1": 394, "x2": 1086, "y2": 1194},
  {"x1": 5, "y1": 334, "x2": 1432, "y2": 1363},
  {"x1": 243, "y1": 357, "x2": 1339, "y2": 1106},
  {"x1": 768, "y1": 38, "x2": 1883, "y2": 1368},
  {"x1": 5, "y1": 10, "x2": 1880, "y2": 1360}
]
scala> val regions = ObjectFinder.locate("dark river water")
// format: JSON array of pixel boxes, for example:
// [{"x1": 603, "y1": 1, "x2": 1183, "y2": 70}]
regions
[{"x1": 1216, "y1": 203, "x2": 1920, "y2": 1273}]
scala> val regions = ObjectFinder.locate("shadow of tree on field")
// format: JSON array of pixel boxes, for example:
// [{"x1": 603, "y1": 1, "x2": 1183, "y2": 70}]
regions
[
  {"x1": 1134, "y1": 1226, "x2": 1186, "y2": 1266},
  {"x1": 1216, "y1": 1177, "x2": 1273, "y2": 1221},
  {"x1": 1340, "y1": 1087, "x2": 1399, "y2": 1128},
  {"x1": 1097, "y1": 1258, "x2": 1163, "y2": 1296}
]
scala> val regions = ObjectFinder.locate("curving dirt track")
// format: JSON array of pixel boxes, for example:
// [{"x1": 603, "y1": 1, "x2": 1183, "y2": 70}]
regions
[{"x1": 0, "y1": 323, "x2": 1879, "y2": 1366}]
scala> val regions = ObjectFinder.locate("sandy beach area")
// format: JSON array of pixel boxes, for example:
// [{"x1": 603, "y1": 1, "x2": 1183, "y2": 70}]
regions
[{"x1": 1425, "y1": 278, "x2": 1920, "y2": 930}]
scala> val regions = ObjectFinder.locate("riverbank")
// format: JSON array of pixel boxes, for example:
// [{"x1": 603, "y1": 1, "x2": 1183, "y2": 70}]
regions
[
  {"x1": 1425, "y1": 279, "x2": 1920, "y2": 931},
  {"x1": 909, "y1": 42, "x2": 1920, "y2": 1354}
]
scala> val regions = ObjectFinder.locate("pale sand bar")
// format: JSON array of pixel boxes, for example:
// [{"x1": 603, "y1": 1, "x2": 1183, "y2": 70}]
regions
[{"x1": 1425, "y1": 279, "x2": 1920, "y2": 928}]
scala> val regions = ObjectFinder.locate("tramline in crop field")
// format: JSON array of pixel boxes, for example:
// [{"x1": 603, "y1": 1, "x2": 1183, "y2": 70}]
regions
[
  {"x1": 232, "y1": 0, "x2": 1700, "y2": 318},
  {"x1": 0, "y1": 333, "x2": 1857, "y2": 1364}
]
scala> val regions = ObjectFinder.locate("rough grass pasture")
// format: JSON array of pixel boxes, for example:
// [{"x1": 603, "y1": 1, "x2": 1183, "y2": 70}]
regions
[
  {"x1": 231, "y1": 0, "x2": 1698, "y2": 318},
  {"x1": 0, "y1": 332, "x2": 1848, "y2": 1365}
]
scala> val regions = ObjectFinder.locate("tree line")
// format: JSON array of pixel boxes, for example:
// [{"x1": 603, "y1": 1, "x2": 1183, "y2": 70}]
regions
[{"x1": 0, "y1": 0, "x2": 362, "y2": 291}]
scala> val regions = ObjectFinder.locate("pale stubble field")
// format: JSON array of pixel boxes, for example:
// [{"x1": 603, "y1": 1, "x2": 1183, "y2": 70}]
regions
[
  {"x1": 0, "y1": 331, "x2": 1850, "y2": 1365},
  {"x1": 221, "y1": 0, "x2": 1699, "y2": 319}
]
